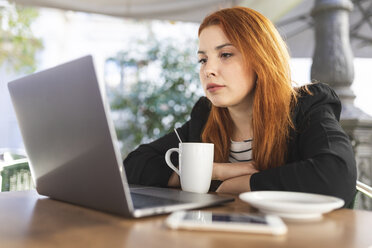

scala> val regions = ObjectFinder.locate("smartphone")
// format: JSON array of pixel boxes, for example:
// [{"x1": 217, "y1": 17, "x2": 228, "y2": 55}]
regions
[{"x1": 166, "y1": 211, "x2": 287, "y2": 235}]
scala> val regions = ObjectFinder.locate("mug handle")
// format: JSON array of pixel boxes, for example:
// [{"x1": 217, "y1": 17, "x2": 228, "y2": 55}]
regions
[{"x1": 165, "y1": 148, "x2": 180, "y2": 176}]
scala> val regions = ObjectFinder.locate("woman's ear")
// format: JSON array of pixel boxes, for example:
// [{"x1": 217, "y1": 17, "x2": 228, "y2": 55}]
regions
[{"x1": 253, "y1": 73, "x2": 258, "y2": 86}]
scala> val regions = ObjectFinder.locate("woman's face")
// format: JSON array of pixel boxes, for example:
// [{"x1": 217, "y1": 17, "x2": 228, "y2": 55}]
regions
[{"x1": 198, "y1": 25, "x2": 256, "y2": 109}]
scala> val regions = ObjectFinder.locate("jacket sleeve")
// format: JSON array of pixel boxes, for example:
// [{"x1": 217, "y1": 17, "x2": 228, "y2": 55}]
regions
[
  {"x1": 123, "y1": 97, "x2": 210, "y2": 187},
  {"x1": 250, "y1": 83, "x2": 357, "y2": 206}
]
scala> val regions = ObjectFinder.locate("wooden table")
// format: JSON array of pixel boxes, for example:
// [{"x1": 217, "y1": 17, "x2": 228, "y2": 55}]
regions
[{"x1": 1, "y1": 190, "x2": 372, "y2": 248}]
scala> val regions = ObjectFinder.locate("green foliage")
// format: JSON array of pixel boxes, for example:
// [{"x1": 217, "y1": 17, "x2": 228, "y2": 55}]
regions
[
  {"x1": 0, "y1": 2, "x2": 43, "y2": 73},
  {"x1": 108, "y1": 38, "x2": 202, "y2": 156}
]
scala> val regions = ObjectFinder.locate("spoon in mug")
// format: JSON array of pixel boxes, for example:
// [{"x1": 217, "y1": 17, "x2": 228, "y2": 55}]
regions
[{"x1": 174, "y1": 128, "x2": 183, "y2": 143}]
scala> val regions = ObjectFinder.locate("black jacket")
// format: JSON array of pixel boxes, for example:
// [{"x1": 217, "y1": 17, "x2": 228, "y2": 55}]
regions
[{"x1": 124, "y1": 83, "x2": 357, "y2": 206}]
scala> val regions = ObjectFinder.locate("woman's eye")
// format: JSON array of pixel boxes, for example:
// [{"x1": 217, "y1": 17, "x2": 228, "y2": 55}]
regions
[
  {"x1": 198, "y1": 58, "x2": 207, "y2": 64},
  {"x1": 221, "y1": 53, "x2": 233, "y2": 59}
]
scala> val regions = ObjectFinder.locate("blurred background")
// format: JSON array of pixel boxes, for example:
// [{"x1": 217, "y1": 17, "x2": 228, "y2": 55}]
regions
[{"x1": 1, "y1": 0, "x2": 371, "y2": 154}]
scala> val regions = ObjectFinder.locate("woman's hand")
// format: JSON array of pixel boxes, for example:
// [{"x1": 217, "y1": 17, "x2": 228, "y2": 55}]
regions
[
  {"x1": 216, "y1": 174, "x2": 255, "y2": 194},
  {"x1": 212, "y1": 161, "x2": 258, "y2": 181},
  {"x1": 167, "y1": 171, "x2": 180, "y2": 187}
]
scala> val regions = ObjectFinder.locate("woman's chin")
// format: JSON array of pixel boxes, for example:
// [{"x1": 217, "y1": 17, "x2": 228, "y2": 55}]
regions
[{"x1": 208, "y1": 98, "x2": 229, "y2": 108}]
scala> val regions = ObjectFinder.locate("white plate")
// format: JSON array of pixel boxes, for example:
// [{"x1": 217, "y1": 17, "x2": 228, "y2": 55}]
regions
[{"x1": 239, "y1": 191, "x2": 344, "y2": 221}]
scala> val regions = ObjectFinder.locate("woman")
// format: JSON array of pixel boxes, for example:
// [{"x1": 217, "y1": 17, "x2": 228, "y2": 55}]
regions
[{"x1": 124, "y1": 7, "x2": 357, "y2": 206}]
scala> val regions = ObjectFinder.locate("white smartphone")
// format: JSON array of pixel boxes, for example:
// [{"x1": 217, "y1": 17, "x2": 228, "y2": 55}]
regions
[{"x1": 166, "y1": 211, "x2": 287, "y2": 235}]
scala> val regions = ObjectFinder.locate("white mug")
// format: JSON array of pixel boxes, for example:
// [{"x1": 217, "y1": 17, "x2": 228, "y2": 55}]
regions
[{"x1": 165, "y1": 143, "x2": 214, "y2": 194}]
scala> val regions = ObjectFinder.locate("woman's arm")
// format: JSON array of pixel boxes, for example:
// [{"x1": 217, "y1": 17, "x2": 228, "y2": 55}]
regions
[
  {"x1": 216, "y1": 174, "x2": 255, "y2": 194},
  {"x1": 212, "y1": 162, "x2": 258, "y2": 181},
  {"x1": 168, "y1": 161, "x2": 258, "y2": 188},
  {"x1": 214, "y1": 84, "x2": 357, "y2": 202},
  {"x1": 124, "y1": 130, "x2": 182, "y2": 187},
  {"x1": 208, "y1": 162, "x2": 258, "y2": 194},
  {"x1": 250, "y1": 84, "x2": 357, "y2": 205}
]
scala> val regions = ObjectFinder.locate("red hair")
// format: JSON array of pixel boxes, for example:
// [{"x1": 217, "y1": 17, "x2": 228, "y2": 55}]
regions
[{"x1": 199, "y1": 7, "x2": 297, "y2": 170}]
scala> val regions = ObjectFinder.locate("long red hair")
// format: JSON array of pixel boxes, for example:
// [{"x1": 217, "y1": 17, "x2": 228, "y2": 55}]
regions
[{"x1": 200, "y1": 7, "x2": 297, "y2": 170}]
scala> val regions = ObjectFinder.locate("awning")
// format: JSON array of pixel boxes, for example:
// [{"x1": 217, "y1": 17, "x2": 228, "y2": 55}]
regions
[{"x1": 8, "y1": 0, "x2": 303, "y2": 23}]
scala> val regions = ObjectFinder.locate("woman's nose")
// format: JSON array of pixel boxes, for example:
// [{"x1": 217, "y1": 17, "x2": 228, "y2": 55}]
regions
[{"x1": 203, "y1": 59, "x2": 218, "y2": 78}]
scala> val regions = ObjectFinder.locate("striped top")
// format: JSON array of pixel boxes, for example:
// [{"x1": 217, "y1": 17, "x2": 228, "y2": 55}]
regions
[{"x1": 229, "y1": 139, "x2": 253, "y2": 163}]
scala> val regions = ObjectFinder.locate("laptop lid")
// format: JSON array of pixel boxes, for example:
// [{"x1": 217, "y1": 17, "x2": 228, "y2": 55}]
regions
[
  {"x1": 8, "y1": 56, "x2": 134, "y2": 216},
  {"x1": 7, "y1": 55, "x2": 233, "y2": 218}
]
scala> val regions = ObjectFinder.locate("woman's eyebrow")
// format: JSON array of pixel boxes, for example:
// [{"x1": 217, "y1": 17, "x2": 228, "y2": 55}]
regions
[
  {"x1": 198, "y1": 43, "x2": 234, "y2": 54},
  {"x1": 215, "y1": 43, "x2": 233, "y2": 50}
]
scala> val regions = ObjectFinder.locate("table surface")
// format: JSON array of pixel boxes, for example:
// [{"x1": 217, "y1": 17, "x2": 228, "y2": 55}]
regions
[{"x1": 1, "y1": 190, "x2": 372, "y2": 248}]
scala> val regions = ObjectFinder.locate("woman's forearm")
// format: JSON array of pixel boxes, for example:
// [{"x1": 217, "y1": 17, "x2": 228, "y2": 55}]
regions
[
  {"x1": 216, "y1": 174, "x2": 254, "y2": 194},
  {"x1": 213, "y1": 162, "x2": 258, "y2": 181},
  {"x1": 168, "y1": 162, "x2": 257, "y2": 191}
]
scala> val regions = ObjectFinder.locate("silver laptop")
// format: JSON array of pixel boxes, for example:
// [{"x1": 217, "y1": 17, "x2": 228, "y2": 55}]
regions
[{"x1": 7, "y1": 55, "x2": 233, "y2": 218}]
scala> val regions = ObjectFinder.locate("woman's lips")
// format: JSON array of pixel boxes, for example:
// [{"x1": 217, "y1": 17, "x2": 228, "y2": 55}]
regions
[{"x1": 206, "y1": 83, "x2": 225, "y2": 92}]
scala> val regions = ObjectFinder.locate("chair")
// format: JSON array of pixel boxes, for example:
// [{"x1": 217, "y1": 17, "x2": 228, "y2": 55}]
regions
[
  {"x1": 352, "y1": 180, "x2": 372, "y2": 210},
  {"x1": 356, "y1": 180, "x2": 372, "y2": 198}
]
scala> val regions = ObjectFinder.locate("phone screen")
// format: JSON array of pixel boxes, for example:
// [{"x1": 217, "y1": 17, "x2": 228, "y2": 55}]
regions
[{"x1": 183, "y1": 212, "x2": 268, "y2": 225}]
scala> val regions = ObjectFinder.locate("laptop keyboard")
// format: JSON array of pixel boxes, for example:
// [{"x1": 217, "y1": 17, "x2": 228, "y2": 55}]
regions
[{"x1": 130, "y1": 192, "x2": 184, "y2": 209}]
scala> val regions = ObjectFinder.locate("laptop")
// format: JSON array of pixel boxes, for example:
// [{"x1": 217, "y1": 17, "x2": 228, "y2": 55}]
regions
[{"x1": 7, "y1": 55, "x2": 233, "y2": 218}]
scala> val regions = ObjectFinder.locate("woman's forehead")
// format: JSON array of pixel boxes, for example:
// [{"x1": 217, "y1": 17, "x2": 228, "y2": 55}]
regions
[{"x1": 198, "y1": 26, "x2": 231, "y2": 50}]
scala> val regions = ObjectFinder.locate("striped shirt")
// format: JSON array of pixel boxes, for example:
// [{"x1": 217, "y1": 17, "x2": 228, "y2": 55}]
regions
[{"x1": 229, "y1": 139, "x2": 253, "y2": 163}]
